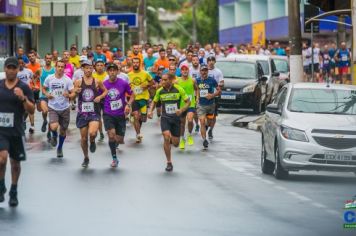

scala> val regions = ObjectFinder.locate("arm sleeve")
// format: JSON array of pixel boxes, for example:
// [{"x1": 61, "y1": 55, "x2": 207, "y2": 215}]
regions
[{"x1": 153, "y1": 89, "x2": 161, "y2": 103}]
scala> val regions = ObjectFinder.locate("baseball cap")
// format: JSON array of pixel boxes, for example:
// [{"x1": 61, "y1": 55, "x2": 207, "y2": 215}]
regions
[
  {"x1": 158, "y1": 65, "x2": 165, "y2": 70},
  {"x1": 207, "y1": 55, "x2": 216, "y2": 61},
  {"x1": 180, "y1": 64, "x2": 189, "y2": 70},
  {"x1": 81, "y1": 60, "x2": 92, "y2": 66},
  {"x1": 106, "y1": 63, "x2": 118, "y2": 70},
  {"x1": 4, "y1": 57, "x2": 19, "y2": 68},
  {"x1": 200, "y1": 64, "x2": 208, "y2": 70},
  {"x1": 79, "y1": 55, "x2": 88, "y2": 62},
  {"x1": 94, "y1": 59, "x2": 105, "y2": 65}
]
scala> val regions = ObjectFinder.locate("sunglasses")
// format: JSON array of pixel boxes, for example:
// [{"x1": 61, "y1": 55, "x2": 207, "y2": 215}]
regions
[{"x1": 168, "y1": 59, "x2": 176, "y2": 61}]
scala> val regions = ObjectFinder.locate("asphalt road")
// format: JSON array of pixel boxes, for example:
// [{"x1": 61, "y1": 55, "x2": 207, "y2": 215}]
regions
[{"x1": 0, "y1": 111, "x2": 355, "y2": 236}]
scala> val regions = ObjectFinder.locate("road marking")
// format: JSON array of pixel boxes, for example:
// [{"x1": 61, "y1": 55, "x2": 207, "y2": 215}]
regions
[{"x1": 287, "y1": 191, "x2": 312, "y2": 202}]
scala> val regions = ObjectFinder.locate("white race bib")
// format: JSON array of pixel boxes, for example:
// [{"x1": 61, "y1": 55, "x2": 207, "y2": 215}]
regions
[
  {"x1": 110, "y1": 100, "x2": 123, "y2": 111},
  {"x1": 188, "y1": 95, "x2": 193, "y2": 101},
  {"x1": 0, "y1": 113, "x2": 14, "y2": 128},
  {"x1": 342, "y1": 55, "x2": 348, "y2": 61},
  {"x1": 200, "y1": 89, "x2": 208, "y2": 97},
  {"x1": 165, "y1": 103, "x2": 178, "y2": 114},
  {"x1": 134, "y1": 86, "x2": 143, "y2": 95},
  {"x1": 82, "y1": 102, "x2": 94, "y2": 113},
  {"x1": 52, "y1": 89, "x2": 64, "y2": 97}
]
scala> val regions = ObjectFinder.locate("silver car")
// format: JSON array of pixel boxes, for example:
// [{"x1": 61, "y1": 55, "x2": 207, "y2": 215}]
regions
[{"x1": 261, "y1": 83, "x2": 356, "y2": 179}]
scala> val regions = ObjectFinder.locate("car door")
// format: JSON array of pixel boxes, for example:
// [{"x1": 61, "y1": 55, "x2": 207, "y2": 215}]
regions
[{"x1": 265, "y1": 87, "x2": 288, "y2": 157}]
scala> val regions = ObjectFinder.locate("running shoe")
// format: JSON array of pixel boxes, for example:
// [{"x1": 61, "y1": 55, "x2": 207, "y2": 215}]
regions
[
  {"x1": 195, "y1": 125, "x2": 200, "y2": 133},
  {"x1": 29, "y1": 127, "x2": 34, "y2": 134},
  {"x1": 203, "y1": 139, "x2": 209, "y2": 149},
  {"x1": 136, "y1": 134, "x2": 143, "y2": 143},
  {"x1": 179, "y1": 139, "x2": 185, "y2": 149},
  {"x1": 9, "y1": 191, "x2": 18, "y2": 207},
  {"x1": 89, "y1": 142, "x2": 96, "y2": 153},
  {"x1": 208, "y1": 128, "x2": 213, "y2": 140},
  {"x1": 50, "y1": 136, "x2": 58, "y2": 147},
  {"x1": 57, "y1": 148, "x2": 63, "y2": 158},
  {"x1": 165, "y1": 163, "x2": 173, "y2": 172},
  {"x1": 0, "y1": 187, "x2": 6, "y2": 203},
  {"x1": 187, "y1": 134, "x2": 194, "y2": 146},
  {"x1": 98, "y1": 133, "x2": 104, "y2": 142},
  {"x1": 41, "y1": 121, "x2": 48, "y2": 133},
  {"x1": 111, "y1": 158, "x2": 119, "y2": 168},
  {"x1": 82, "y1": 158, "x2": 89, "y2": 168}
]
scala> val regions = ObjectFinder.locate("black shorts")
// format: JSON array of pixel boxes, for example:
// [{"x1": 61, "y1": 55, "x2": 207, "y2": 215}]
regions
[
  {"x1": 76, "y1": 113, "x2": 101, "y2": 129},
  {"x1": 103, "y1": 114, "x2": 126, "y2": 136},
  {"x1": 214, "y1": 98, "x2": 219, "y2": 116},
  {"x1": 33, "y1": 91, "x2": 40, "y2": 103},
  {"x1": 39, "y1": 97, "x2": 48, "y2": 103},
  {"x1": 0, "y1": 133, "x2": 26, "y2": 161},
  {"x1": 310, "y1": 63, "x2": 320, "y2": 73},
  {"x1": 161, "y1": 116, "x2": 180, "y2": 137}
]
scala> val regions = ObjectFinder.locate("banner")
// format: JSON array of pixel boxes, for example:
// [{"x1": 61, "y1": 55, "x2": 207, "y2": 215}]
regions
[{"x1": 252, "y1": 22, "x2": 265, "y2": 46}]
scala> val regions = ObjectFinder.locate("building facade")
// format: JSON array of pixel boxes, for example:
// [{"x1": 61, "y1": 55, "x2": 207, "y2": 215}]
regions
[{"x1": 219, "y1": 0, "x2": 351, "y2": 46}]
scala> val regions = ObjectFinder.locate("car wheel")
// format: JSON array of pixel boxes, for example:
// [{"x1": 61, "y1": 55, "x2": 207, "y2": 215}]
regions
[
  {"x1": 253, "y1": 99, "x2": 262, "y2": 114},
  {"x1": 273, "y1": 143, "x2": 289, "y2": 179},
  {"x1": 261, "y1": 136, "x2": 274, "y2": 175}
]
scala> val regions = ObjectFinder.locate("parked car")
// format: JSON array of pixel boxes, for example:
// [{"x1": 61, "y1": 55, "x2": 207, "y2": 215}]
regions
[
  {"x1": 261, "y1": 83, "x2": 356, "y2": 179},
  {"x1": 0, "y1": 58, "x2": 5, "y2": 80},
  {"x1": 216, "y1": 57, "x2": 267, "y2": 113}
]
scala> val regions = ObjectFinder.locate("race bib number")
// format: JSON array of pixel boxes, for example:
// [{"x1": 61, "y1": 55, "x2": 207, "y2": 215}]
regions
[
  {"x1": 188, "y1": 95, "x2": 193, "y2": 102},
  {"x1": 342, "y1": 55, "x2": 348, "y2": 61},
  {"x1": 0, "y1": 113, "x2": 14, "y2": 128},
  {"x1": 110, "y1": 100, "x2": 123, "y2": 111},
  {"x1": 52, "y1": 89, "x2": 64, "y2": 97},
  {"x1": 134, "y1": 86, "x2": 143, "y2": 95},
  {"x1": 82, "y1": 102, "x2": 94, "y2": 113},
  {"x1": 165, "y1": 103, "x2": 178, "y2": 114},
  {"x1": 200, "y1": 89, "x2": 208, "y2": 97}
]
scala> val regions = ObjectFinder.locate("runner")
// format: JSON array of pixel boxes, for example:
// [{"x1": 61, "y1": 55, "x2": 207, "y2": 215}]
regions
[
  {"x1": 26, "y1": 51, "x2": 41, "y2": 74},
  {"x1": 148, "y1": 73, "x2": 190, "y2": 172},
  {"x1": 153, "y1": 48, "x2": 169, "y2": 72},
  {"x1": 73, "y1": 60, "x2": 108, "y2": 168},
  {"x1": 176, "y1": 64, "x2": 198, "y2": 149},
  {"x1": 92, "y1": 59, "x2": 108, "y2": 142},
  {"x1": 28, "y1": 70, "x2": 41, "y2": 134},
  {"x1": 103, "y1": 63, "x2": 134, "y2": 167},
  {"x1": 196, "y1": 64, "x2": 220, "y2": 149},
  {"x1": 190, "y1": 54, "x2": 201, "y2": 132},
  {"x1": 39, "y1": 53, "x2": 55, "y2": 140},
  {"x1": 0, "y1": 57, "x2": 35, "y2": 207},
  {"x1": 128, "y1": 57, "x2": 154, "y2": 143},
  {"x1": 334, "y1": 42, "x2": 351, "y2": 84},
  {"x1": 69, "y1": 45, "x2": 81, "y2": 69},
  {"x1": 42, "y1": 60, "x2": 75, "y2": 158},
  {"x1": 207, "y1": 55, "x2": 224, "y2": 139},
  {"x1": 72, "y1": 55, "x2": 88, "y2": 82},
  {"x1": 17, "y1": 57, "x2": 33, "y2": 85}
]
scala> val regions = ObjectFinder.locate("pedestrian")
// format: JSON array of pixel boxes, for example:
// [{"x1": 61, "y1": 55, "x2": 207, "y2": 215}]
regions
[
  {"x1": 73, "y1": 60, "x2": 108, "y2": 168},
  {"x1": 26, "y1": 51, "x2": 41, "y2": 74},
  {"x1": 28, "y1": 69, "x2": 41, "y2": 134},
  {"x1": 334, "y1": 41, "x2": 351, "y2": 84},
  {"x1": 42, "y1": 60, "x2": 76, "y2": 158},
  {"x1": 196, "y1": 64, "x2": 220, "y2": 149},
  {"x1": 148, "y1": 73, "x2": 190, "y2": 172},
  {"x1": 0, "y1": 57, "x2": 35, "y2": 207},
  {"x1": 103, "y1": 63, "x2": 134, "y2": 167},
  {"x1": 128, "y1": 58, "x2": 154, "y2": 143},
  {"x1": 69, "y1": 45, "x2": 81, "y2": 69}
]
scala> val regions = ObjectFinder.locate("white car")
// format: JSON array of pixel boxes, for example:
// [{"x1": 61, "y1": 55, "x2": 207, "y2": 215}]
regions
[{"x1": 261, "y1": 83, "x2": 356, "y2": 179}]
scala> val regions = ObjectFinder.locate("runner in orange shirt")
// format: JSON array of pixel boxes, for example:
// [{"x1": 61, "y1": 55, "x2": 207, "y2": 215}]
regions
[
  {"x1": 27, "y1": 51, "x2": 41, "y2": 74},
  {"x1": 153, "y1": 48, "x2": 169, "y2": 73},
  {"x1": 130, "y1": 44, "x2": 144, "y2": 69},
  {"x1": 103, "y1": 42, "x2": 113, "y2": 63},
  {"x1": 28, "y1": 69, "x2": 42, "y2": 134}
]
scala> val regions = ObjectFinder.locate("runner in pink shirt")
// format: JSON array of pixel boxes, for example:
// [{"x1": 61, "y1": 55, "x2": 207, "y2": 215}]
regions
[{"x1": 62, "y1": 51, "x2": 74, "y2": 79}]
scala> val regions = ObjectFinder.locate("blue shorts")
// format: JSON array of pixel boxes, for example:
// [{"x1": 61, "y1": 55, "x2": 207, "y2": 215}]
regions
[{"x1": 181, "y1": 107, "x2": 196, "y2": 117}]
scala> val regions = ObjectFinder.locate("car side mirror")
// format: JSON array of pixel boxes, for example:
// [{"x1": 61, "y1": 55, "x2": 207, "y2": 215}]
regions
[
  {"x1": 272, "y1": 72, "x2": 280, "y2": 77},
  {"x1": 266, "y1": 104, "x2": 281, "y2": 115}
]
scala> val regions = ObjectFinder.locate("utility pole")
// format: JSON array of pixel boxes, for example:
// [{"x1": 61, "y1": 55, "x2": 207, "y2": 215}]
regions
[
  {"x1": 64, "y1": 2, "x2": 68, "y2": 50},
  {"x1": 192, "y1": 0, "x2": 197, "y2": 43},
  {"x1": 50, "y1": 2, "x2": 54, "y2": 52},
  {"x1": 138, "y1": 0, "x2": 145, "y2": 44},
  {"x1": 337, "y1": 15, "x2": 346, "y2": 46},
  {"x1": 288, "y1": 0, "x2": 303, "y2": 83}
]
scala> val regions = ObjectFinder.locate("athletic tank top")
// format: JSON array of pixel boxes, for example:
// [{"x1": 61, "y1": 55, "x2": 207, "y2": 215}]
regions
[{"x1": 78, "y1": 79, "x2": 100, "y2": 116}]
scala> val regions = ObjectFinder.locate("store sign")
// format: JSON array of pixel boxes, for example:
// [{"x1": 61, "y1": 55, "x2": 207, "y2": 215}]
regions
[
  {"x1": 5, "y1": 0, "x2": 41, "y2": 24},
  {"x1": 0, "y1": 0, "x2": 23, "y2": 16},
  {"x1": 89, "y1": 13, "x2": 138, "y2": 29}
]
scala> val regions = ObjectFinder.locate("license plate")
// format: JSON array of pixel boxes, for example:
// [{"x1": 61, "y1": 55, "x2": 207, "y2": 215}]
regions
[
  {"x1": 221, "y1": 94, "x2": 236, "y2": 100},
  {"x1": 324, "y1": 151, "x2": 352, "y2": 161}
]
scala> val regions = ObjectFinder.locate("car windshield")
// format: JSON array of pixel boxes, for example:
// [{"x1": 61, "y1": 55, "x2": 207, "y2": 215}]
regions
[
  {"x1": 288, "y1": 88, "x2": 356, "y2": 115},
  {"x1": 274, "y1": 59, "x2": 289, "y2": 73},
  {"x1": 257, "y1": 60, "x2": 269, "y2": 75},
  {"x1": 215, "y1": 61, "x2": 256, "y2": 79}
]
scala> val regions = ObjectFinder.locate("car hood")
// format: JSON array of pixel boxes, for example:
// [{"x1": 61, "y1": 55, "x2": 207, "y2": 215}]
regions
[
  {"x1": 283, "y1": 111, "x2": 356, "y2": 131},
  {"x1": 223, "y1": 77, "x2": 257, "y2": 90}
]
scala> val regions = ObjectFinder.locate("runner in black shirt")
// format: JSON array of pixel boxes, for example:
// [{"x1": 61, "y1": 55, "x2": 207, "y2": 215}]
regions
[{"x1": 0, "y1": 57, "x2": 35, "y2": 207}]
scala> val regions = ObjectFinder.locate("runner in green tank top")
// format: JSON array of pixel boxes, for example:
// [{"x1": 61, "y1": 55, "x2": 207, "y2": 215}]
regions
[{"x1": 176, "y1": 64, "x2": 198, "y2": 149}]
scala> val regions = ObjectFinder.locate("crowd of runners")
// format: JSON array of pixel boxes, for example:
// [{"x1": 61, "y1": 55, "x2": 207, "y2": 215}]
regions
[{"x1": 0, "y1": 41, "x2": 225, "y2": 207}]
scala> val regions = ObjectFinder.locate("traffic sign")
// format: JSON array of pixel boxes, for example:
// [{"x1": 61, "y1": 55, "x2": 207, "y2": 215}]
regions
[
  {"x1": 89, "y1": 13, "x2": 137, "y2": 29},
  {"x1": 304, "y1": 4, "x2": 320, "y2": 33}
]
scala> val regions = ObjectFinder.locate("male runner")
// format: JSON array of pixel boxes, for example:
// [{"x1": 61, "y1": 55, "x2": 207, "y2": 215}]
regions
[
  {"x1": 103, "y1": 63, "x2": 133, "y2": 167},
  {"x1": 176, "y1": 64, "x2": 198, "y2": 149},
  {"x1": 73, "y1": 60, "x2": 108, "y2": 168},
  {"x1": 0, "y1": 57, "x2": 35, "y2": 207},
  {"x1": 42, "y1": 60, "x2": 75, "y2": 158},
  {"x1": 196, "y1": 64, "x2": 220, "y2": 149},
  {"x1": 189, "y1": 54, "x2": 201, "y2": 132},
  {"x1": 148, "y1": 73, "x2": 190, "y2": 172},
  {"x1": 128, "y1": 58, "x2": 154, "y2": 143}
]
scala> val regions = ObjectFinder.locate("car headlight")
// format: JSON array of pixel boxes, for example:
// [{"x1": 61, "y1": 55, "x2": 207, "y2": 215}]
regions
[
  {"x1": 242, "y1": 84, "x2": 256, "y2": 93},
  {"x1": 280, "y1": 125, "x2": 309, "y2": 142}
]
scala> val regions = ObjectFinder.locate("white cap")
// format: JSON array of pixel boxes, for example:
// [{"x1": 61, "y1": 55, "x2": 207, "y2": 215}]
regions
[{"x1": 80, "y1": 55, "x2": 88, "y2": 62}]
